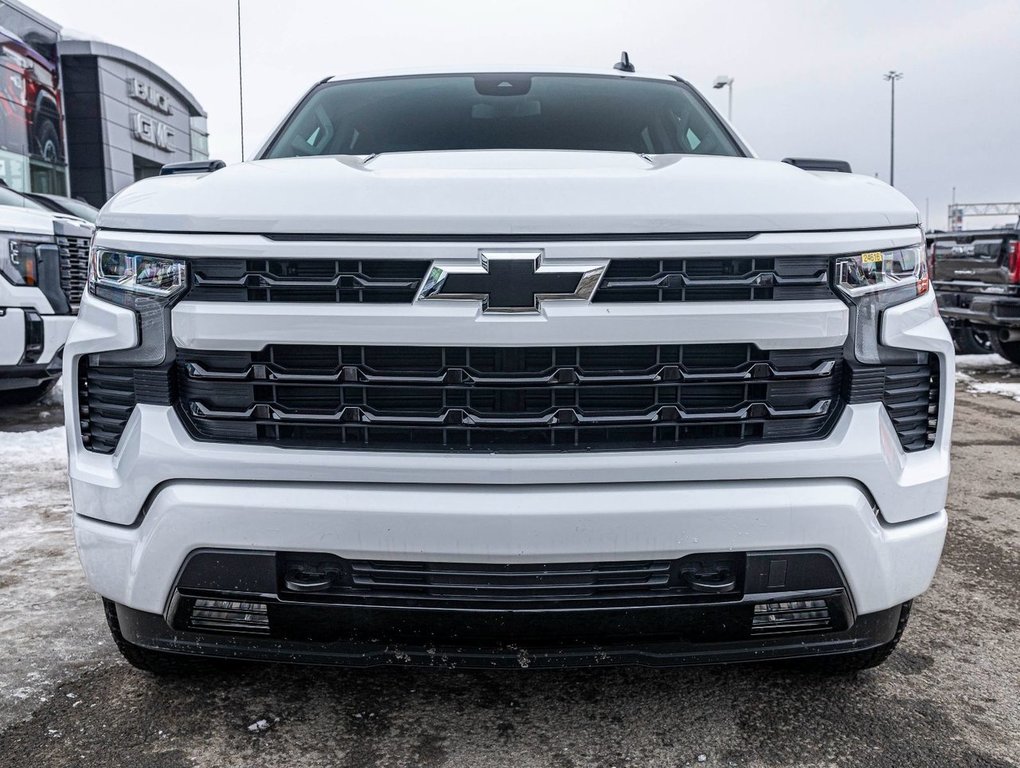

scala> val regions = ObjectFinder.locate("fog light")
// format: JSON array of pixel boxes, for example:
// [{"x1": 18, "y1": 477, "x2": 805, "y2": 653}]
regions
[
  {"x1": 188, "y1": 598, "x2": 270, "y2": 635},
  {"x1": 751, "y1": 598, "x2": 831, "y2": 634}
]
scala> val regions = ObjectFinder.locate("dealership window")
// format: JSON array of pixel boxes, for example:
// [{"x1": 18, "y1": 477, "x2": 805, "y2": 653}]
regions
[
  {"x1": 30, "y1": 160, "x2": 67, "y2": 195},
  {"x1": 133, "y1": 155, "x2": 162, "y2": 181}
]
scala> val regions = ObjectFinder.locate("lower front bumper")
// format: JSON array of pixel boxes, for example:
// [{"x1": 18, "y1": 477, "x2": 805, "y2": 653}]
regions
[
  {"x1": 74, "y1": 478, "x2": 948, "y2": 618},
  {"x1": 112, "y1": 600, "x2": 905, "y2": 669},
  {"x1": 0, "y1": 308, "x2": 73, "y2": 390}
]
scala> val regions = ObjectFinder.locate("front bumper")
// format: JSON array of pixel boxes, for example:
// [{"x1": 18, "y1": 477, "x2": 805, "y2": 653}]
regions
[
  {"x1": 76, "y1": 478, "x2": 947, "y2": 618},
  {"x1": 110, "y1": 600, "x2": 907, "y2": 669},
  {"x1": 0, "y1": 307, "x2": 74, "y2": 389}
]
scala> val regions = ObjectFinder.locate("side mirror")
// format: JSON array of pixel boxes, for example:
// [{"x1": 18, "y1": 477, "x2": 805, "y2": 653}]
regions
[
  {"x1": 782, "y1": 157, "x2": 852, "y2": 173},
  {"x1": 159, "y1": 159, "x2": 226, "y2": 176}
]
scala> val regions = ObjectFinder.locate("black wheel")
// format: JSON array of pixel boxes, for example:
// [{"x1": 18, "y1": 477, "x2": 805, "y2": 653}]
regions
[
  {"x1": 990, "y1": 335, "x2": 1020, "y2": 365},
  {"x1": 0, "y1": 379, "x2": 54, "y2": 406},
  {"x1": 783, "y1": 601, "x2": 912, "y2": 675},
  {"x1": 952, "y1": 325, "x2": 993, "y2": 355},
  {"x1": 33, "y1": 115, "x2": 61, "y2": 163},
  {"x1": 103, "y1": 598, "x2": 230, "y2": 676}
]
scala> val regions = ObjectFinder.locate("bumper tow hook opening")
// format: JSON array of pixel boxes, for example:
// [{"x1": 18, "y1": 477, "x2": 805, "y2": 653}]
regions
[{"x1": 680, "y1": 566, "x2": 738, "y2": 594}]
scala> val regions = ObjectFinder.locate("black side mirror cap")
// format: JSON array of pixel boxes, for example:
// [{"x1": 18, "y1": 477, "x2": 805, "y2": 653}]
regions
[
  {"x1": 782, "y1": 157, "x2": 853, "y2": 173},
  {"x1": 160, "y1": 159, "x2": 227, "y2": 176}
]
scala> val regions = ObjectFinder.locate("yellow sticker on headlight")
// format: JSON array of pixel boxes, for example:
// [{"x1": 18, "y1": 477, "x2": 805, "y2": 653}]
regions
[{"x1": 861, "y1": 252, "x2": 884, "y2": 263}]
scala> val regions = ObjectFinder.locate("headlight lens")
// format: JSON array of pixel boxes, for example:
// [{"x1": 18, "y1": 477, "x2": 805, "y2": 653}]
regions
[
  {"x1": 834, "y1": 245, "x2": 929, "y2": 304},
  {"x1": 88, "y1": 248, "x2": 187, "y2": 298},
  {"x1": 835, "y1": 243, "x2": 930, "y2": 364},
  {"x1": 0, "y1": 236, "x2": 53, "y2": 286}
]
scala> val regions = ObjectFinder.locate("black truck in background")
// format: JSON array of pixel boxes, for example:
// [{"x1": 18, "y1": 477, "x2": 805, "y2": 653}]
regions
[{"x1": 928, "y1": 227, "x2": 1020, "y2": 362}]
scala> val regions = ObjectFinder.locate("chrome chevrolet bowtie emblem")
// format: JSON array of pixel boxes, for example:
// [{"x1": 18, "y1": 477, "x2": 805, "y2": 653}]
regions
[{"x1": 416, "y1": 250, "x2": 606, "y2": 313}]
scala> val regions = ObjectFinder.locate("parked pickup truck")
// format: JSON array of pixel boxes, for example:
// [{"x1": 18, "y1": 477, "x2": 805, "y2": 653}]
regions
[
  {"x1": 67, "y1": 66, "x2": 953, "y2": 675},
  {"x1": 0, "y1": 195, "x2": 92, "y2": 404},
  {"x1": 927, "y1": 227, "x2": 1020, "y2": 361}
]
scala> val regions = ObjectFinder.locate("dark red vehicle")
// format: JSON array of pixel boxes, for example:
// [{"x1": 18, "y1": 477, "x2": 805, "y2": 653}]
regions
[{"x1": 0, "y1": 27, "x2": 63, "y2": 164}]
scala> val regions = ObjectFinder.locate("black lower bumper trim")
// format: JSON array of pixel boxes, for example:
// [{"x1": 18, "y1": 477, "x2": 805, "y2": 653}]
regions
[
  {"x1": 0, "y1": 361, "x2": 59, "y2": 391},
  {"x1": 937, "y1": 291, "x2": 1020, "y2": 328},
  {"x1": 113, "y1": 601, "x2": 901, "y2": 670}
]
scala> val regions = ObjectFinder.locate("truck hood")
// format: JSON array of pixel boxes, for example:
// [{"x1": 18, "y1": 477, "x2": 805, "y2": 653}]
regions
[
  {"x1": 99, "y1": 151, "x2": 920, "y2": 235},
  {"x1": 0, "y1": 205, "x2": 85, "y2": 237}
]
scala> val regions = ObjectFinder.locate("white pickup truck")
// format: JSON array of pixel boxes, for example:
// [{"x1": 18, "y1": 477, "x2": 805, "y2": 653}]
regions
[
  {"x1": 66, "y1": 66, "x2": 953, "y2": 674},
  {"x1": 0, "y1": 198, "x2": 91, "y2": 403}
]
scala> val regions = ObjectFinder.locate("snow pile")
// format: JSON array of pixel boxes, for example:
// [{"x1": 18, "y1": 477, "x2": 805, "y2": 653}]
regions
[
  {"x1": 0, "y1": 426, "x2": 66, "y2": 470},
  {"x1": 955, "y1": 354, "x2": 1012, "y2": 370},
  {"x1": 955, "y1": 354, "x2": 1020, "y2": 403}
]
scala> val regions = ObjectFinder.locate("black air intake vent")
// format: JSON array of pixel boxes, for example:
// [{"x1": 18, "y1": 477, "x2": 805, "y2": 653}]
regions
[
  {"x1": 78, "y1": 362, "x2": 175, "y2": 454},
  {"x1": 179, "y1": 256, "x2": 835, "y2": 304},
  {"x1": 277, "y1": 552, "x2": 745, "y2": 610},
  {"x1": 176, "y1": 344, "x2": 845, "y2": 453},
  {"x1": 56, "y1": 235, "x2": 90, "y2": 311},
  {"x1": 593, "y1": 256, "x2": 834, "y2": 303},
  {"x1": 845, "y1": 355, "x2": 940, "y2": 452},
  {"x1": 185, "y1": 259, "x2": 430, "y2": 303}
]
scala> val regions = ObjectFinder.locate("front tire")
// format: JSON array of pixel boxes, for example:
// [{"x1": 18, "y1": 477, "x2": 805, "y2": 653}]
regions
[
  {"x1": 990, "y1": 335, "x2": 1020, "y2": 365},
  {"x1": 103, "y1": 599, "x2": 229, "y2": 676}
]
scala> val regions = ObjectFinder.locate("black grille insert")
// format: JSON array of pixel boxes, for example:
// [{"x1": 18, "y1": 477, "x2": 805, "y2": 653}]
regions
[
  {"x1": 277, "y1": 552, "x2": 745, "y2": 609},
  {"x1": 180, "y1": 256, "x2": 835, "y2": 304},
  {"x1": 185, "y1": 258, "x2": 430, "y2": 303},
  {"x1": 57, "y1": 235, "x2": 90, "y2": 310},
  {"x1": 177, "y1": 344, "x2": 844, "y2": 452},
  {"x1": 845, "y1": 356, "x2": 940, "y2": 452},
  {"x1": 594, "y1": 255, "x2": 833, "y2": 302},
  {"x1": 78, "y1": 362, "x2": 174, "y2": 454}
]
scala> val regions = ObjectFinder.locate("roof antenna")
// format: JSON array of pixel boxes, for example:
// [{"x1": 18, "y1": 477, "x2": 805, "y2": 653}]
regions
[
  {"x1": 237, "y1": 0, "x2": 246, "y2": 160},
  {"x1": 613, "y1": 51, "x2": 635, "y2": 73}
]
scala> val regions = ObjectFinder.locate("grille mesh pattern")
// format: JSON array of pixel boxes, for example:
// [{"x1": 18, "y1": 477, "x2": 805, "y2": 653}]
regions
[
  {"x1": 57, "y1": 235, "x2": 90, "y2": 310},
  {"x1": 179, "y1": 256, "x2": 834, "y2": 304},
  {"x1": 176, "y1": 344, "x2": 844, "y2": 452},
  {"x1": 593, "y1": 256, "x2": 834, "y2": 302},
  {"x1": 186, "y1": 258, "x2": 429, "y2": 303}
]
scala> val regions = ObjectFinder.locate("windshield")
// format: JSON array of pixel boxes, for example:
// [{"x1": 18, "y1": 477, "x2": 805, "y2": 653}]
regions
[
  {"x1": 264, "y1": 74, "x2": 743, "y2": 159},
  {"x1": 36, "y1": 195, "x2": 99, "y2": 223},
  {"x1": 0, "y1": 186, "x2": 49, "y2": 211}
]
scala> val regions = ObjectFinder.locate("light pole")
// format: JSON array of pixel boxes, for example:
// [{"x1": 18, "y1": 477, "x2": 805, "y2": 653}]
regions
[
  {"x1": 883, "y1": 70, "x2": 902, "y2": 186},
  {"x1": 713, "y1": 75, "x2": 734, "y2": 121}
]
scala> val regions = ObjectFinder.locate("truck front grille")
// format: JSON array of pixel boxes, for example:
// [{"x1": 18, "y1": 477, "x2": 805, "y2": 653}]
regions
[
  {"x1": 175, "y1": 344, "x2": 844, "y2": 452},
  {"x1": 57, "y1": 235, "x2": 90, "y2": 311},
  {"x1": 276, "y1": 553, "x2": 744, "y2": 609},
  {"x1": 593, "y1": 255, "x2": 833, "y2": 302},
  {"x1": 179, "y1": 256, "x2": 834, "y2": 304},
  {"x1": 186, "y1": 258, "x2": 430, "y2": 303}
]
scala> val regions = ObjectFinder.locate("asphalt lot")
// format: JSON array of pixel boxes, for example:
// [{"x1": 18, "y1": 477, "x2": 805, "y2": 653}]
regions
[{"x1": 0, "y1": 361, "x2": 1018, "y2": 768}]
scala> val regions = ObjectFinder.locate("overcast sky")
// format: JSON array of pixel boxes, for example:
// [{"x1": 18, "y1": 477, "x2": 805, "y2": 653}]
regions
[{"x1": 29, "y1": 0, "x2": 1020, "y2": 228}]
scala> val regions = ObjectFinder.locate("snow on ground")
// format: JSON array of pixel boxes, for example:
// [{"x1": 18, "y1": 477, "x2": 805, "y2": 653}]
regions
[
  {"x1": 956, "y1": 354, "x2": 1013, "y2": 370},
  {"x1": 0, "y1": 423, "x2": 85, "y2": 714},
  {"x1": 955, "y1": 354, "x2": 1020, "y2": 403}
]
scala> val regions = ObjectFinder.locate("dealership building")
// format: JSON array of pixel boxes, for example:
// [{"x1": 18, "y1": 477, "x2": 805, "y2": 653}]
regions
[{"x1": 0, "y1": 0, "x2": 208, "y2": 207}]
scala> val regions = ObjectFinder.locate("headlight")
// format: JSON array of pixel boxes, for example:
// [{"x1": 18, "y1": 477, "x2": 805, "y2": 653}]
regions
[
  {"x1": 88, "y1": 248, "x2": 187, "y2": 300},
  {"x1": 87, "y1": 248, "x2": 187, "y2": 367},
  {"x1": 835, "y1": 245, "x2": 929, "y2": 305},
  {"x1": 0, "y1": 235, "x2": 55, "y2": 286},
  {"x1": 835, "y1": 243, "x2": 929, "y2": 364}
]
